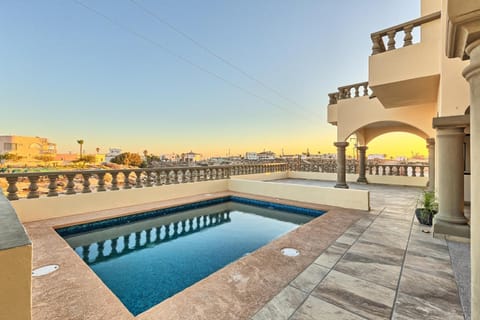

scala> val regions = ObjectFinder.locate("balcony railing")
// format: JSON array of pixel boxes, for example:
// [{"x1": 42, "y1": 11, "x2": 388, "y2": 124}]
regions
[
  {"x1": 370, "y1": 11, "x2": 441, "y2": 55},
  {"x1": 328, "y1": 81, "x2": 370, "y2": 105},
  {"x1": 0, "y1": 161, "x2": 427, "y2": 201},
  {"x1": 0, "y1": 163, "x2": 288, "y2": 201},
  {"x1": 287, "y1": 160, "x2": 428, "y2": 178}
]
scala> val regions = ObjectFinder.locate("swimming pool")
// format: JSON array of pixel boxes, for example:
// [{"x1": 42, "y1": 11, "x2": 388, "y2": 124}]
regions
[{"x1": 58, "y1": 196, "x2": 325, "y2": 315}]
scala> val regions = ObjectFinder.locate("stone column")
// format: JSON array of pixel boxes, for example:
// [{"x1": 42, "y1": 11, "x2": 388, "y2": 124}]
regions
[
  {"x1": 433, "y1": 126, "x2": 469, "y2": 237},
  {"x1": 356, "y1": 146, "x2": 368, "y2": 184},
  {"x1": 426, "y1": 138, "x2": 435, "y2": 191},
  {"x1": 334, "y1": 141, "x2": 349, "y2": 189},
  {"x1": 463, "y1": 39, "x2": 480, "y2": 320}
]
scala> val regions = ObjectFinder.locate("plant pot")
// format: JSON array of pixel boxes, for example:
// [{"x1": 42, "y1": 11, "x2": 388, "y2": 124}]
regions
[{"x1": 415, "y1": 208, "x2": 433, "y2": 226}]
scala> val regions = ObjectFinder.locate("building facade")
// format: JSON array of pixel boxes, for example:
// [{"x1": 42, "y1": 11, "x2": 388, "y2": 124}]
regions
[{"x1": 0, "y1": 135, "x2": 56, "y2": 159}]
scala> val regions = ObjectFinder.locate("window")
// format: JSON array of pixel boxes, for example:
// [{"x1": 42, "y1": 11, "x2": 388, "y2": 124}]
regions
[{"x1": 3, "y1": 143, "x2": 18, "y2": 151}]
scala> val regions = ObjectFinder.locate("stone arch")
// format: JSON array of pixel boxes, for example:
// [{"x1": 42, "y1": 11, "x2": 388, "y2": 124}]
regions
[{"x1": 345, "y1": 121, "x2": 430, "y2": 145}]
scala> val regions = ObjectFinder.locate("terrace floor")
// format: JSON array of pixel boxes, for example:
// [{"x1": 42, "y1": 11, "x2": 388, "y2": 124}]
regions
[
  {"x1": 25, "y1": 180, "x2": 470, "y2": 319},
  {"x1": 254, "y1": 179, "x2": 470, "y2": 320}
]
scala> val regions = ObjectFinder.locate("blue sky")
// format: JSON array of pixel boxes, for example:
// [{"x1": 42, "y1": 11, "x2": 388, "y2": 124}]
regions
[{"x1": 0, "y1": 0, "x2": 422, "y2": 157}]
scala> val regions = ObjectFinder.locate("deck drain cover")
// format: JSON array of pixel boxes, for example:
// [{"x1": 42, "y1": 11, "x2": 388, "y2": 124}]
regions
[
  {"x1": 32, "y1": 265, "x2": 59, "y2": 277},
  {"x1": 281, "y1": 248, "x2": 299, "y2": 257}
]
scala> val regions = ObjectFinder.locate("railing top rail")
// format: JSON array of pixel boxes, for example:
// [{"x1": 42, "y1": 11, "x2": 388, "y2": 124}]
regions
[
  {"x1": 337, "y1": 81, "x2": 369, "y2": 90},
  {"x1": 0, "y1": 163, "x2": 285, "y2": 178},
  {"x1": 370, "y1": 11, "x2": 441, "y2": 38}
]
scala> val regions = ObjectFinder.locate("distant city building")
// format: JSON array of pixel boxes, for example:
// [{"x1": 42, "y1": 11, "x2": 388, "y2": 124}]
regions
[
  {"x1": 257, "y1": 151, "x2": 276, "y2": 160},
  {"x1": 0, "y1": 135, "x2": 56, "y2": 159},
  {"x1": 245, "y1": 152, "x2": 258, "y2": 160},
  {"x1": 367, "y1": 154, "x2": 386, "y2": 160},
  {"x1": 181, "y1": 151, "x2": 202, "y2": 163},
  {"x1": 105, "y1": 148, "x2": 122, "y2": 162}
]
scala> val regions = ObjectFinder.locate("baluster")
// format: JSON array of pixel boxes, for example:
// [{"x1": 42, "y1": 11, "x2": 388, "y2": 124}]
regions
[
  {"x1": 387, "y1": 30, "x2": 396, "y2": 50},
  {"x1": 154, "y1": 171, "x2": 162, "y2": 186},
  {"x1": 123, "y1": 171, "x2": 132, "y2": 189},
  {"x1": 185, "y1": 170, "x2": 192, "y2": 183},
  {"x1": 169, "y1": 170, "x2": 174, "y2": 184},
  {"x1": 363, "y1": 84, "x2": 369, "y2": 96},
  {"x1": 404, "y1": 165, "x2": 409, "y2": 177},
  {"x1": 396, "y1": 166, "x2": 400, "y2": 176},
  {"x1": 6, "y1": 176, "x2": 19, "y2": 200},
  {"x1": 420, "y1": 166, "x2": 425, "y2": 177},
  {"x1": 111, "y1": 172, "x2": 119, "y2": 190},
  {"x1": 47, "y1": 174, "x2": 59, "y2": 197},
  {"x1": 82, "y1": 245, "x2": 90, "y2": 262},
  {"x1": 371, "y1": 34, "x2": 382, "y2": 55},
  {"x1": 145, "y1": 171, "x2": 153, "y2": 187},
  {"x1": 26, "y1": 175, "x2": 40, "y2": 198},
  {"x1": 403, "y1": 24, "x2": 413, "y2": 47},
  {"x1": 382, "y1": 165, "x2": 387, "y2": 176},
  {"x1": 97, "y1": 172, "x2": 107, "y2": 192},
  {"x1": 354, "y1": 85, "x2": 360, "y2": 97},
  {"x1": 98, "y1": 241, "x2": 105, "y2": 258},
  {"x1": 82, "y1": 173, "x2": 92, "y2": 193},
  {"x1": 111, "y1": 238, "x2": 118, "y2": 254},
  {"x1": 135, "y1": 171, "x2": 143, "y2": 188},
  {"x1": 64, "y1": 173, "x2": 76, "y2": 195},
  {"x1": 388, "y1": 165, "x2": 393, "y2": 176},
  {"x1": 328, "y1": 93, "x2": 338, "y2": 104}
]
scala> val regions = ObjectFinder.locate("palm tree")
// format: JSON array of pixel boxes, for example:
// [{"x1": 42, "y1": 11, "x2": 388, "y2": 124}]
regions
[
  {"x1": 77, "y1": 140, "x2": 84, "y2": 159},
  {"x1": 96, "y1": 147, "x2": 100, "y2": 154}
]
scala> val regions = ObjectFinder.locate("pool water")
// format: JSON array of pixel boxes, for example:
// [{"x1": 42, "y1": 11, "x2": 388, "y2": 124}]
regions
[{"x1": 59, "y1": 197, "x2": 324, "y2": 315}]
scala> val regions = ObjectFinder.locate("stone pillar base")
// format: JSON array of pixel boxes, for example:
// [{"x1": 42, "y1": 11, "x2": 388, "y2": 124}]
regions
[
  {"x1": 334, "y1": 183, "x2": 349, "y2": 189},
  {"x1": 433, "y1": 218, "x2": 470, "y2": 238},
  {"x1": 356, "y1": 177, "x2": 368, "y2": 184}
]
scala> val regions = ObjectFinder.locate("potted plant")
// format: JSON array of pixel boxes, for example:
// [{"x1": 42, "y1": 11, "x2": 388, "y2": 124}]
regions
[{"x1": 415, "y1": 190, "x2": 438, "y2": 225}]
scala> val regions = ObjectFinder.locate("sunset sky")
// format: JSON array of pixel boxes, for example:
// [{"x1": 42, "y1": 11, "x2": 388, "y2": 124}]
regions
[{"x1": 0, "y1": 0, "x2": 427, "y2": 158}]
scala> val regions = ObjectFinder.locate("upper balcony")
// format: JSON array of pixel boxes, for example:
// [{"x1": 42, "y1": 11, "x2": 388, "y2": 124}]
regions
[{"x1": 368, "y1": 11, "x2": 441, "y2": 108}]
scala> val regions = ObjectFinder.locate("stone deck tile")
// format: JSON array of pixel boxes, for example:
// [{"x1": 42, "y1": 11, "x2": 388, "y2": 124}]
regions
[
  {"x1": 312, "y1": 270, "x2": 396, "y2": 320},
  {"x1": 264, "y1": 180, "x2": 466, "y2": 320},
  {"x1": 290, "y1": 263, "x2": 330, "y2": 293},
  {"x1": 251, "y1": 286, "x2": 307, "y2": 320},
  {"x1": 313, "y1": 242, "x2": 350, "y2": 268},
  {"x1": 290, "y1": 296, "x2": 367, "y2": 320}
]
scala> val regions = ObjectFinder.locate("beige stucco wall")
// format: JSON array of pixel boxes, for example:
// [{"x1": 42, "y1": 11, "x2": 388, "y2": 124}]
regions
[
  {"x1": 288, "y1": 171, "x2": 428, "y2": 187},
  {"x1": 233, "y1": 172, "x2": 288, "y2": 181},
  {"x1": 438, "y1": 0, "x2": 470, "y2": 116},
  {"x1": 228, "y1": 178, "x2": 369, "y2": 211},
  {"x1": 13, "y1": 180, "x2": 229, "y2": 222},
  {"x1": 0, "y1": 244, "x2": 32, "y2": 320},
  {"x1": 421, "y1": 0, "x2": 441, "y2": 16},
  {"x1": 334, "y1": 96, "x2": 435, "y2": 142}
]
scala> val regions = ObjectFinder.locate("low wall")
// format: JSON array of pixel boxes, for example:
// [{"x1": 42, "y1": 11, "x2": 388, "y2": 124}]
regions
[
  {"x1": 288, "y1": 171, "x2": 428, "y2": 187},
  {"x1": 233, "y1": 172, "x2": 288, "y2": 181},
  {"x1": 0, "y1": 195, "x2": 32, "y2": 320},
  {"x1": 229, "y1": 178, "x2": 369, "y2": 211},
  {"x1": 13, "y1": 180, "x2": 228, "y2": 222}
]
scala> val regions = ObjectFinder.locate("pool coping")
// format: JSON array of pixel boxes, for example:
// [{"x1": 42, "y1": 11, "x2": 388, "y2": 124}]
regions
[{"x1": 26, "y1": 191, "x2": 367, "y2": 320}]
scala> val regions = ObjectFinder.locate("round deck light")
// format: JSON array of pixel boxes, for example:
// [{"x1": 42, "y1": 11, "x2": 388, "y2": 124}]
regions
[
  {"x1": 32, "y1": 264, "x2": 59, "y2": 277},
  {"x1": 281, "y1": 248, "x2": 299, "y2": 257}
]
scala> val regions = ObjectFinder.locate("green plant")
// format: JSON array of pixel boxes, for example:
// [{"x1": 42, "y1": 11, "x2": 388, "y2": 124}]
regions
[
  {"x1": 416, "y1": 190, "x2": 438, "y2": 225},
  {"x1": 419, "y1": 190, "x2": 438, "y2": 213}
]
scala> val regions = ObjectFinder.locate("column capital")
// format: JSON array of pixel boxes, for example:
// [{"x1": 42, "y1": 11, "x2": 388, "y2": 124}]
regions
[
  {"x1": 334, "y1": 141, "x2": 349, "y2": 148},
  {"x1": 357, "y1": 145, "x2": 368, "y2": 151},
  {"x1": 432, "y1": 115, "x2": 469, "y2": 129},
  {"x1": 446, "y1": 1, "x2": 480, "y2": 60},
  {"x1": 426, "y1": 137, "x2": 435, "y2": 146},
  {"x1": 463, "y1": 39, "x2": 480, "y2": 81}
]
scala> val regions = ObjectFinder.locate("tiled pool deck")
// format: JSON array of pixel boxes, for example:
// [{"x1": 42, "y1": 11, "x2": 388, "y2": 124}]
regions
[
  {"x1": 254, "y1": 179, "x2": 468, "y2": 320},
  {"x1": 25, "y1": 181, "x2": 469, "y2": 319}
]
